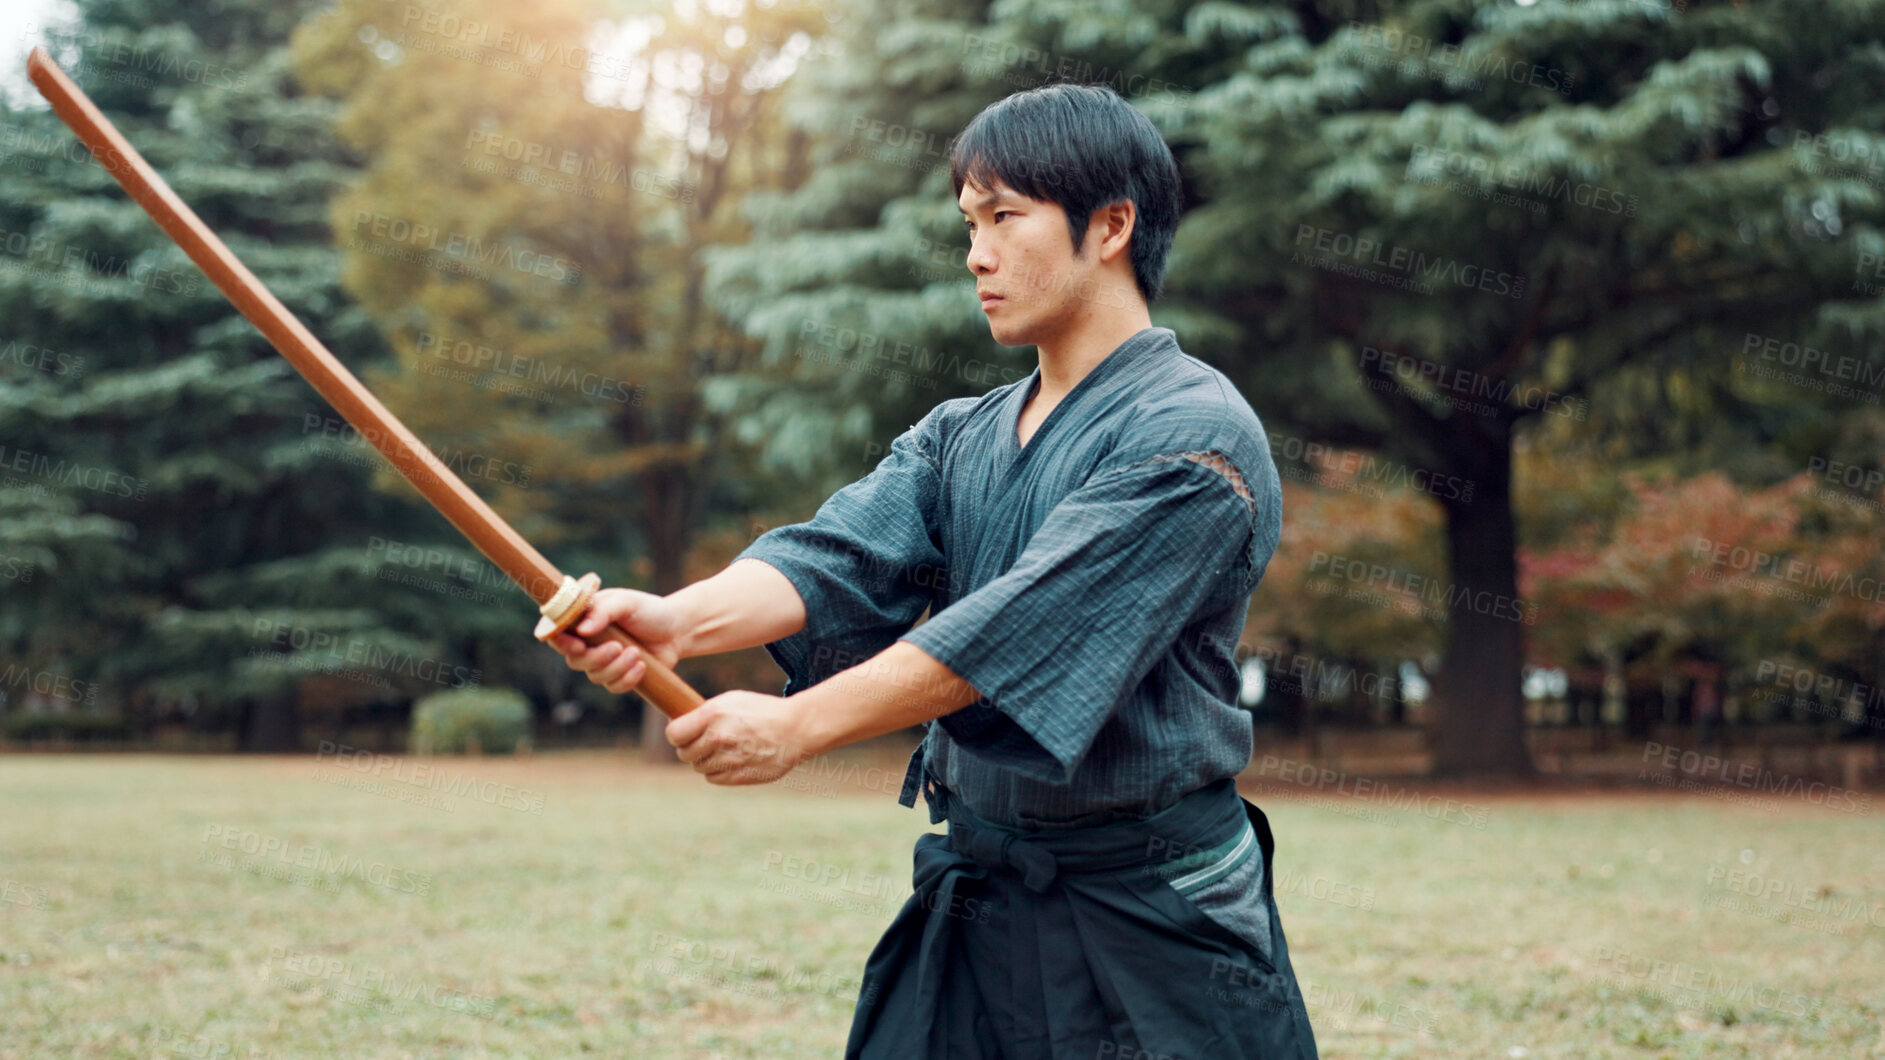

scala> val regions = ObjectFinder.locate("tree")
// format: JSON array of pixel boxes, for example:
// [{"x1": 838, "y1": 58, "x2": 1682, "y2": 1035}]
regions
[
  {"x1": 292, "y1": 0, "x2": 828, "y2": 759},
  {"x1": 0, "y1": 0, "x2": 493, "y2": 749},
  {"x1": 1155, "y1": 0, "x2": 1885, "y2": 773},
  {"x1": 703, "y1": 0, "x2": 1885, "y2": 777},
  {"x1": 1240, "y1": 474, "x2": 1444, "y2": 735},
  {"x1": 706, "y1": 0, "x2": 1195, "y2": 475}
]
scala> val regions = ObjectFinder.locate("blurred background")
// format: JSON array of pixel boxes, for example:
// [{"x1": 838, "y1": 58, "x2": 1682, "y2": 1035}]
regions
[{"x1": 4, "y1": 0, "x2": 1883, "y2": 784}]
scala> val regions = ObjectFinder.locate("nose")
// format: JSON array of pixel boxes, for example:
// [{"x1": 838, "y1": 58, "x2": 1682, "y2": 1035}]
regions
[{"x1": 966, "y1": 232, "x2": 996, "y2": 275}]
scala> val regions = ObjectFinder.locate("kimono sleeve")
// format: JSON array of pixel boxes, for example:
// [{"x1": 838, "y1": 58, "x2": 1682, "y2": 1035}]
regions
[
  {"x1": 898, "y1": 448, "x2": 1270, "y2": 786},
  {"x1": 735, "y1": 409, "x2": 950, "y2": 694}
]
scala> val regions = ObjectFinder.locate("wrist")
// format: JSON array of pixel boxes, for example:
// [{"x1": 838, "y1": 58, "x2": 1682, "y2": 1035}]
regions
[{"x1": 794, "y1": 678, "x2": 861, "y2": 759}]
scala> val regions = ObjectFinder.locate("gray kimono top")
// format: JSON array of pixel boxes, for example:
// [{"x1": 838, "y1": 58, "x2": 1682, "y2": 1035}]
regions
[{"x1": 734, "y1": 326, "x2": 1283, "y2": 831}]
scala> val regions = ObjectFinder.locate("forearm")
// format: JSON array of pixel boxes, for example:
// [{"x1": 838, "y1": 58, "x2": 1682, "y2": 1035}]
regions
[
  {"x1": 667, "y1": 557, "x2": 807, "y2": 658},
  {"x1": 796, "y1": 640, "x2": 984, "y2": 757}
]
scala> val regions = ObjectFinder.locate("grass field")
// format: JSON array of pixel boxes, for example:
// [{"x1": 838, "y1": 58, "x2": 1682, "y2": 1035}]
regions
[{"x1": 1, "y1": 750, "x2": 1881, "y2": 1059}]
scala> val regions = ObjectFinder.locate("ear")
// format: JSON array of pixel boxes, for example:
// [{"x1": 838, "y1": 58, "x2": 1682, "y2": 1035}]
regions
[{"x1": 1091, "y1": 199, "x2": 1137, "y2": 264}]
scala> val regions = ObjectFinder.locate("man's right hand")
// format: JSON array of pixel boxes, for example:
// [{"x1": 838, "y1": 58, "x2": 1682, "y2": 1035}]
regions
[{"x1": 540, "y1": 588, "x2": 688, "y2": 695}]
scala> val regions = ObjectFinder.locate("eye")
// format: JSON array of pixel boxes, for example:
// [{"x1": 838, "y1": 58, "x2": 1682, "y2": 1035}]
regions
[{"x1": 964, "y1": 210, "x2": 1015, "y2": 233}]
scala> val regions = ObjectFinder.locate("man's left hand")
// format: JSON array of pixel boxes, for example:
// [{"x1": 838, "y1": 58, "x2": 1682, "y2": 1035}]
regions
[{"x1": 665, "y1": 690, "x2": 813, "y2": 786}]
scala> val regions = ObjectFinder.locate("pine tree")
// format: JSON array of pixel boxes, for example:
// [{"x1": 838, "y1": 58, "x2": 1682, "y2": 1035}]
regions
[
  {"x1": 0, "y1": 0, "x2": 507, "y2": 749},
  {"x1": 704, "y1": 0, "x2": 1885, "y2": 775},
  {"x1": 1158, "y1": 0, "x2": 1885, "y2": 773}
]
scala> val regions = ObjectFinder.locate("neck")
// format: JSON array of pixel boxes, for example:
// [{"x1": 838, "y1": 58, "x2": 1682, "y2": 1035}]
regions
[{"x1": 1032, "y1": 297, "x2": 1154, "y2": 399}]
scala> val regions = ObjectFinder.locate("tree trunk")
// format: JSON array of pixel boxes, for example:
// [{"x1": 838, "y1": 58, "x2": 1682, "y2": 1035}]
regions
[
  {"x1": 1870, "y1": 666, "x2": 1885, "y2": 742},
  {"x1": 1431, "y1": 421, "x2": 1535, "y2": 776},
  {"x1": 639, "y1": 452, "x2": 701, "y2": 766},
  {"x1": 1626, "y1": 685, "x2": 1655, "y2": 740},
  {"x1": 1265, "y1": 640, "x2": 1309, "y2": 738},
  {"x1": 239, "y1": 696, "x2": 300, "y2": 753}
]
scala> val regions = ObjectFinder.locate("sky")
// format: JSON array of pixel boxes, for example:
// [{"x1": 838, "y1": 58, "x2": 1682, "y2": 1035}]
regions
[{"x1": 1, "y1": 0, "x2": 77, "y2": 106}]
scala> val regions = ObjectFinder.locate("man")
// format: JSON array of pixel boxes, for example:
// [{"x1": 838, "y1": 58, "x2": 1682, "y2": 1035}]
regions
[{"x1": 546, "y1": 83, "x2": 1319, "y2": 1059}]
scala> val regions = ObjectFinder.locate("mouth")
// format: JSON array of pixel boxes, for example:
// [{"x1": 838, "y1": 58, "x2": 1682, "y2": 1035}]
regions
[{"x1": 979, "y1": 293, "x2": 1004, "y2": 309}]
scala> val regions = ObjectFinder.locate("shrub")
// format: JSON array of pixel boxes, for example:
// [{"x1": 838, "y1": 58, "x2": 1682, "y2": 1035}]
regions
[
  {"x1": 410, "y1": 688, "x2": 531, "y2": 755},
  {"x1": 1, "y1": 712, "x2": 129, "y2": 744}
]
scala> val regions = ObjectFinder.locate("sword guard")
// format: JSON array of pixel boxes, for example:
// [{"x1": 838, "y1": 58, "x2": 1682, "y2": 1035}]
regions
[
  {"x1": 528, "y1": 571, "x2": 706, "y2": 717},
  {"x1": 532, "y1": 572, "x2": 600, "y2": 642}
]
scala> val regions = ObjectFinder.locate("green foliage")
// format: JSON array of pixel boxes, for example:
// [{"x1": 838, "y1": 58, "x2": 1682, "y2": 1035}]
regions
[
  {"x1": 410, "y1": 686, "x2": 531, "y2": 754},
  {"x1": 1156, "y1": 0, "x2": 1885, "y2": 767},
  {"x1": 292, "y1": 0, "x2": 829, "y2": 554},
  {"x1": 8, "y1": 0, "x2": 1884, "y2": 767},
  {"x1": 0, "y1": 0, "x2": 512, "y2": 747},
  {"x1": 698, "y1": 0, "x2": 1885, "y2": 771},
  {"x1": 291, "y1": 0, "x2": 844, "y2": 751}
]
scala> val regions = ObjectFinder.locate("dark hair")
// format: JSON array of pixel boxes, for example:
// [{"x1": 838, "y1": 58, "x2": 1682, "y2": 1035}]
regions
[{"x1": 949, "y1": 83, "x2": 1183, "y2": 301}]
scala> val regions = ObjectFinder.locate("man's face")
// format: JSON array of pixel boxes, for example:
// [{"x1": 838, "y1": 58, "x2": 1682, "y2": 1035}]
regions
[{"x1": 957, "y1": 178, "x2": 1101, "y2": 348}]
